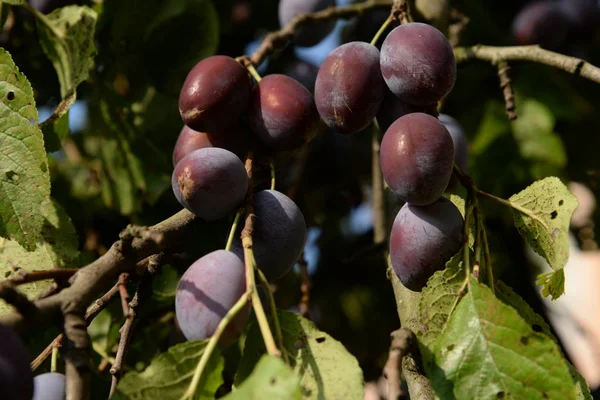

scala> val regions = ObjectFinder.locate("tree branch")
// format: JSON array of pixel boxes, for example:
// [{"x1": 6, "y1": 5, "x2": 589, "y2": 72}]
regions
[
  {"x1": 454, "y1": 45, "x2": 600, "y2": 84},
  {"x1": 246, "y1": 0, "x2": 393, "y2": 67}
]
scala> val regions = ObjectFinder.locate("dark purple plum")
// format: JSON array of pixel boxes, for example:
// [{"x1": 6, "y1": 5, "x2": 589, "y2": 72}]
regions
[
  {"x1": 172, "y1": 148, "x2": 248, "y2": 220},
  {"x1": 380, "y1": 23, "x2": 456, "y2": 106},
  {"x1": 376, "y1": 87, "x2": 438, "y2": 133},
  {"x1": 179, "y1": 56, "x2": 251, "y2": 134},
  {"x1": 0, "y1": 324, "x2": 33, "y2": 400},
  {"x1": 175, "y1": 250, "x2": 249, "y2": 347},
  {"x1": 283, "y1": 59, "x2": 320, "y2": 93},
  {"x1": 439, "y1": 114, "x2": 468, "y2": 191},
  {"x1": 390, "y1": 198, "x2": 463, "y2": 291},
  {"x1": 232, "y1": 190, "x2": 307, "y2": 281},
  {"x1": 511, "y1": 1, "x2": 568, "y2": 49},
  {"x1": 278, "y1": 0, "x2": 336, "y2": 47},
  {"x1": 28, "y1": 0, "x2": 74, "y2": 14},
  {"x1": 380, "y1": 113, "x2": 454, "y2": 205},
  {"x1": 32, "y1": 373, "x2": 65, "y2": 400},
  {"x1": 557, "y1": 0, "x2": 600, "y2": 42},
  {"x1": 248, "y1": 74, "x2": 321, "y2": 151},
  {"x1": 172, "y1": 125, "x2": 254, "y2": 167},
  {"x1": 315, "y1": 42, "x2": 385, "y2": 134}
]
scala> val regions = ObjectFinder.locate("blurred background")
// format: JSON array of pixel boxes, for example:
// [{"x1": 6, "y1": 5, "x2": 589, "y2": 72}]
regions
[{"x1": 5, "y1": 0, "x2": 600, "y2": 398}]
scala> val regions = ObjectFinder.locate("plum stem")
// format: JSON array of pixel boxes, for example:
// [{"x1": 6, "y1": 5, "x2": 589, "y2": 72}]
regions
[
  {"x1": 51, "y1": 345, "x2": 58, "y2": 372},
  {"x1": 225, "y1": 208, "x2": 244, "y2": 252},
  {"x1": 480, "y1": 217, "x2": 495, "y2": 294},
  {"x1": 181, "y1": 291, "x2": 251, "y2": 400},
  {"x1": 370, "y1": 16, "x2": 394, "y2": 46},
  {"x1": 246, "y1": 63, "x2": 263, "y2": 83},
  {"x1": 270, "y1": 161, "x2": 276, "y2": 190},
  {"x1": 256, "y1": 268, "x2": 288, "y2": 364},
  {"x1": 371, "y1": 120, "x2": 386, "y2": 245}
]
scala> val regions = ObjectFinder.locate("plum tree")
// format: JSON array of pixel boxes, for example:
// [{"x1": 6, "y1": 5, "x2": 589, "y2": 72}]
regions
[
  {"x1": 278, "y1": 0, "x2": 336, "y2": 47},
  {"x1": 439, "y1": 114, "x2": 468, "y2": 191},
  {"x1": 511, "y1": 1, "x2": 569, "y2": 49},
  {"x1": 172, "y1": 148, "x2": 248, "y2": 220},
  {"x1": 376, "y1": 87, "x2": 438, "y2": 134},
  {"x1": 389, "y1": 197, "x2": 464, "y2": 291},
  {"x1": 380, "y1": 113, "x2": 454, "y2": 205},
  {"x1": 232, "y1": 190, "x2": 307, "y2": 281},
  {"x1": 0, "y1": 324, "x2": 33, "y2": 400},
  {"x1": 315, "y1": 42, "x2": 385, "y2": 134},
  {"x1": 380, "y1": 23, "x2": 456, "y2": 106},
  {"x1": 248, "y1": 74, "x2": 321, "y2": 151},
  {"x1": 32, "y1": 373, "x2": 66, "y2": 400},
  {"x1": 179, "y1": 56, "x2": 251, "y2": 134},
  {"x1": 172, "y1": 125, "x2": 254, "y2": 166},
  {"x1": 175, "y1": 250, "x2": 249, "y2": 347}
]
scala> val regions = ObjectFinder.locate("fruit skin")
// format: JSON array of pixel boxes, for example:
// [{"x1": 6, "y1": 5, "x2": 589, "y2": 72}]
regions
[
  {"x1": 315, "y1": 42, "x2": 386, "y2": 134},
  {"x1": 175, "y1": 250, "x2": 249, "y2": 347},
  {"x1": 278, "y1": 0, "x2": 336, "y2": 47},
  {"x1": 511, "y1": 1, "x2": 568, "y2": 49},
  {"x1": 0, "y1": 324, "x2": 34, "y2": 400},
  {"x1": 439, "y1": 114, "x2": 468, "y2": 191},
  {"x1": 232, "y1": 190, "x2": 307, "y2": 281},
  {"x1": 172, "y1": 148, "x2": 248, "y2": 221},
  {"x1": 248, "y1": 74, "x2": 320, "y2": 151},
  {"x1": 376, "y1": 87, "x2": 438, "y2": 133},
  {"x1": 380, "y1": 23, "x2": 456, "y2": 106},
  {"x1": 172, "y1": 125, "x2": 253, "y2": 167},
  {"x1": 32, "y1": 373, "x2": 66, "y2": 400},
  {"x1": 380, "y1": 113, "x2": 454, "y2": 206},
  {"x1": 557, "y1": 0, "x2": 600, "y2": 42},
  {"x1": 179, "y1": 56, "x2": 251, "y2": 134},
  {"x1": 390, "y1": 198, "x2": 463, "y2": 291}
]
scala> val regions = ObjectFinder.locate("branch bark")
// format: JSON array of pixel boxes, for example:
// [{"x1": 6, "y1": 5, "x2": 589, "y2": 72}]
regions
[{"x1": 454, "y1": 45, "x2": 600, "y2": 84}]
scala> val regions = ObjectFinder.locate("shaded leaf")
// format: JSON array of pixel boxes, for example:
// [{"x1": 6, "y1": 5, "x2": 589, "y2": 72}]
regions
[
  {"x1": 0, "y1": 199, "x2": 78, "y2": 316},
  {"x1": 40, "y1": 92, "x2": 75, "y2": 152},
  {"x1": 114, "y1": 340, "x2": 223, "y2": 400},
  {"x1": 223, "y1": 355, "x2": 301, "y2": 400},
  {"x1": 430, "y1": 278, "x2": 577, "y2": 399},
  {"x1": 0, "y1": 48, "x2": 50, "y2": 250},
  {"x1": 417, "y1": 252, "x2": 465, "y2": 348},
  {"x1": 508, "y1": 177, "x2": 577, "y2": 298},
  {"x1": 35, "y1": 5, "x2": 97, "y2": 98},
  {"x1": 236, "y1": 310, "x2": 363, "y2": 400}
]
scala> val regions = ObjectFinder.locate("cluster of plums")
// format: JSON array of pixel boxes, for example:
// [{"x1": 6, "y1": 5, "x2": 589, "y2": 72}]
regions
[
  {"x1": 512, "y1": 0, "x2": 599, "y2": 49},
  {"x1": 0, "y1": 324, "x2": 66, "y2": 400}
]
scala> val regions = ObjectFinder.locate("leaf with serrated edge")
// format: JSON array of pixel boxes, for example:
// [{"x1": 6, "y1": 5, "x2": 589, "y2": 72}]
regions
[
  {"x1": 430, "y1": 278, "x2": 577, "y2": 399},
  {"x1": 114, "y1": 340, "x2": 223, "y2": 400},
  {"x1": 0, "y1": 199, "x2": 78, "y2": 316},
  {"x1": 509, "y1": 177, "x2": 576, "y2": 270},
  {"x1": 0, "y1": 48, "x2": 50, "y2": 250},
  {"x1": 223, "y1": 356, "x2": 301, "y2": 400},
  {"x1": 536, "y1": 269, "x2": 565, "y2": 300},
  {"x1": 235, "y1": 310, "x2": 363, "y2": 400},
  {"x1": 495, "y1": 281, "x2": 591, "y2": 399},
  {"x1": 417, "y1": 252, "x2": 464, "y2": 348},
  {"x1": 35, "y1": 6, "x2": 97, "y2": 98}
]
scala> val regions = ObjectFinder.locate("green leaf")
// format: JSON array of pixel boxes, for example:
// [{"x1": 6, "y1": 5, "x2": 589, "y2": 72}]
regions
[
  {"x1": 511, "y1": 99, "x2": 567, "y2": 177},
  {"x1": 2, "y1": 0, "x2": 25, "y2": 5},
  {"x1": 236, "y1": 310, "x2": 364, "y2": 400},
  {"x1": 417, "y1": 252, "x2": 465, "y2": 348},
  {"x1": 114, "y1": 340, "x2": 224, "y2": 400},
  {"x1": 223, "y1": 356, "x2": 301, "y2": 400},
  {"x1": 536, "y1": 269, "x2": 565, "y2": 300},
  {"x1": 35, "y1": 5, "x2": 97, "y2": 98},
  {"x1": 495, "y1": 281, "x2": 591, "y2": 400},
  {"x1": 0, "y1": 48, "x2": 50, "y2": 250},
  {"x1": 430, "y1": 278, "x2": 577, "y2": 399},
  {"x1": 508, "y1": 177, "x2": 577, "y2": 298},
  {"x1": 445, "y1": 193, "x2": 474, "y2": 246},
  {"x1": 0, "y1": 199, "x2": 78, "y2": 316}
]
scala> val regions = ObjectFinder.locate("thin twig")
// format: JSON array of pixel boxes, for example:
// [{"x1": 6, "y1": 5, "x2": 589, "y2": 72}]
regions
[
  {"x1": 497, "y1": 61, "x2": 517, "y2": 120},
  {"x1": 0, "y1": 282, "x2": 39, "y2": 317},
  {"x1": 117, "y1": 273, "x2": 130, "y2": 317},
  {"x1": 298, "y1": 255, "x2": 312, "y2": 320},
  {"x1": 109, "y1": 279, "x2": 151, "y2": 397},
  {"x1": 383, "y1": 328, "x2": 416, "y2": 399},
  {"x1": 454, "y1": 45, "x2": 600, "y2": 84},
  {"x1": 371, "y1": 122, "x2": 386, "y2": 245},
  {"x1": 6, "y1": 268, "x2": 77, "y2": 285}
]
